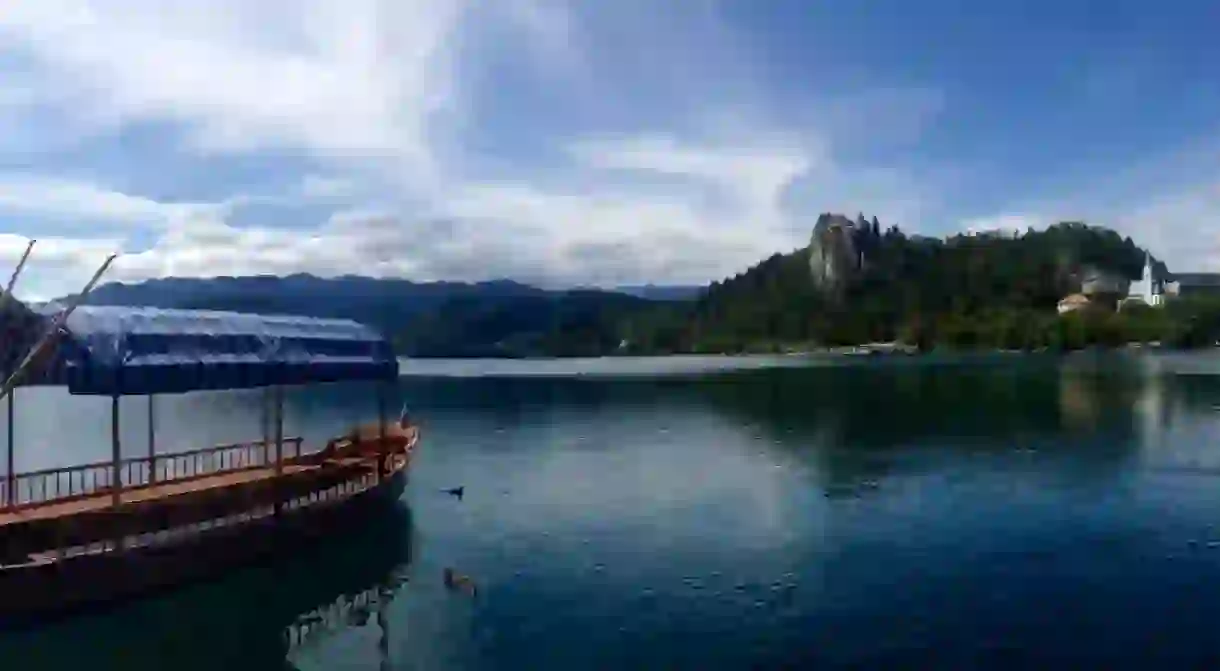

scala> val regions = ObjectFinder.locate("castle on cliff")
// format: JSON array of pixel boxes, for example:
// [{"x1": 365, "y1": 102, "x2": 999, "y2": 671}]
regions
[{"x1": 808, "y1": 213, "x2": 879, "y2": 293}]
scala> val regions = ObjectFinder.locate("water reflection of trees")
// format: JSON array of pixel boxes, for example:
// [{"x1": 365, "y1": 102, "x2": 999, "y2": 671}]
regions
[
  {"x1": 1151, "y1": 370, "x2": 1220, "y2": 413},
  {"x1": 401, "y1": 360, "x2": 1142, "y2": 444},
  {"x1": 690, "y1": 357, "x2": 1220, "y2": 489},
  {"x1": 692, "y1": 362, "x2": 1097, "y2": 443},
  {"x1": 680, "y1": 359, "x2": 1160, "y2": 491},
  {"x1": 297, "y1": 357, "x2": 1220, "y2": 445},
  {"x1": 394, "y1": 356, "x2": 1220, "y2": 493},
  {"x1": 0, "y1": 503, "x2": 415, "y2": 671}
]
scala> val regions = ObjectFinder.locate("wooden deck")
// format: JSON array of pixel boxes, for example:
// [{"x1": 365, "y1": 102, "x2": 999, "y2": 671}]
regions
[
  {"x1": 0, "y1": 462, "x2": 319, "y2": 529},
  {"x1": 0, "y1": 437, "x2": 307, "y2": 511},
  {"x1": 0, "y1": 455, "x2": 413, "y2": 625},
  {"x1": 0, "y1": 428, "x2": 417, "y2": 567}
]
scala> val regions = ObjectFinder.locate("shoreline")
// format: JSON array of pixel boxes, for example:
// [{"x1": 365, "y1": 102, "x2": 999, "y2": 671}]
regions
[{"x1": 397, "y1": 342, "x2": 1217, "y2": 362}]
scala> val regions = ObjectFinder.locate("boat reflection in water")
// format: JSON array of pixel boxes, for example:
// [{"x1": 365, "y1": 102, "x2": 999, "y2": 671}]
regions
[{"x1": 0, "y1": 501, "x2": 415, "y2": 671}]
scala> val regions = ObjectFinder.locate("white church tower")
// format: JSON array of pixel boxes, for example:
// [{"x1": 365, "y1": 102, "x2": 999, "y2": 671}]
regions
[{"x1": 1129, "y1": 252, "x2": 1161, "y2": 307}]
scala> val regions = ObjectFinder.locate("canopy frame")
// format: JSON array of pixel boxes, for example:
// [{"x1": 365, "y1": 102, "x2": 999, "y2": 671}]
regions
[{"x1": 0, "y1": 250, "x2": 402, "y2": 516}]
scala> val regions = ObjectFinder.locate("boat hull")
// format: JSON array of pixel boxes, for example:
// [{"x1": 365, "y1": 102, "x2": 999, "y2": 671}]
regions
[{"x1": 0, "y1": 466, "x2": 408, "y2": 628}]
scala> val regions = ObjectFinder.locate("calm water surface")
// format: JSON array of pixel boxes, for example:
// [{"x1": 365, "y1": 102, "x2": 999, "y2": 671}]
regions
[{"x1": 4, "y1": 353, "x2": 1220, "y2": 668}]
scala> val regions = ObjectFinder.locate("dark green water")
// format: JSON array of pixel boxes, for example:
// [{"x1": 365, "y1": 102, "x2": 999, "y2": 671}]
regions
[{"x1": 5, "y1": 353, "x2": 1220, "y2": 668}]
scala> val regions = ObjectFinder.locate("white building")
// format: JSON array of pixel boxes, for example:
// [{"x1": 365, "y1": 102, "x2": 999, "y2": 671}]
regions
[{"x1": 1125, "y1": 252, "x2": 1162, "y2": 307}]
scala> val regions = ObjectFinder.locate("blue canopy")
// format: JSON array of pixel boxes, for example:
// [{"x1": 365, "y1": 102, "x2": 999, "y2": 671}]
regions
[{"x1": 28, "y1": 304, "x2": 399, "y2": 396}]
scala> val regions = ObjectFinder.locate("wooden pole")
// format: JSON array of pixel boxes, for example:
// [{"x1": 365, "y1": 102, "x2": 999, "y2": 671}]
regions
[
  {"x1": 147, "y1": 395, "x2": 156, "y2": 484},
  {"x1": 274, "y1": 386, "x2": 284, "y2": 476},
  {"x1": 0, "y1": 239, "x2": 36, "y2": 318},
  {"x1": 0, "y1": 253, "x2": 118, "y2": 405},
  {"x1": 377, "y1": 381, "x2": 388, "y2": 482},
  {"x1": 377, "y1": 595, "x2": 391, "y2": 671},
  {"x1": 5, "y1": 390, "x2": 13, "y2": 508},
  {"x1": 261, "y1": 386, "x2": 271, "y2": 466},
  {"x1": 274, "y1": 385, "x2": 284, "y2": 517},
  {"x1": 111, "y1": 395, "x2": 121, "y2": 509},
  {"x1": 1, "y1": 240, "x2": 35, "y2": 509}
]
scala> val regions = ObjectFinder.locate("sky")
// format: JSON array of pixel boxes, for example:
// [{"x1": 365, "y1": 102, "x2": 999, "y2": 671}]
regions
[{"x1": 0, "y1": 0, "x2": 1219, "y2": 300}]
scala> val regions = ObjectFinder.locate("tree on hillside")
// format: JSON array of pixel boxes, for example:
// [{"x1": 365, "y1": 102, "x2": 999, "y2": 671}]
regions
[{"x1": 622, "y1": 216, "x2": 1178, "y2": 354}]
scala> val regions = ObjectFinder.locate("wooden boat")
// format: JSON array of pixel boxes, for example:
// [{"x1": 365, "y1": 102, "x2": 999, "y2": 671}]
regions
[
  {"x1": 0, "y1": 244, "x2": 418, "y2": 625},
  {"x1": 0, "y1": 501, "x2": 415, "y2": 669}
]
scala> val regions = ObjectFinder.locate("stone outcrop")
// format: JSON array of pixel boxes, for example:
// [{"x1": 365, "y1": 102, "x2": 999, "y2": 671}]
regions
[{"x1": 809, "y1": 213, "x2": 867, "y2": 293}]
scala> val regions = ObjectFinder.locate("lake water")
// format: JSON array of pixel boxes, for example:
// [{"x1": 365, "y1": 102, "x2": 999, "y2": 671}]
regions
[{"x1": 5, "y1": 353, "x2": 1220, "y2": 668}]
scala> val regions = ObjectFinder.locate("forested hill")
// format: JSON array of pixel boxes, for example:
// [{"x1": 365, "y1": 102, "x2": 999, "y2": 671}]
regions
[
  {"x1": 76, "y1": 274, "x2": 547, "y2": 327},
  {"x1": 621, "y1": 217, "x2": 1195, "y2": 353},
  {"x1": 66, "y1": 274, "x2": 678, "y2": 358},
  {"x1": 61, "y1": 218, "x2": 1219, "y2": 357}
]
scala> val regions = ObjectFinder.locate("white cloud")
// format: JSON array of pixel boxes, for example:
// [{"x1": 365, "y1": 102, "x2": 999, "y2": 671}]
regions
[
  {"x1": 1113, "y1": 179, "x2": 1220, "y2": 271},
  {"x1": 964, "y1": 135, "x2": 1220, "y2": 273},
  {"x1": 0, "y1": 233, "x2": 119, "y2": 266},
  {"x1": 958, "y1": 214, "x2": 1046, "y2": 237},
  {"x1": 432, "y1": 180, "x2": 799, "y2": 286},
  {"x1": 299, "y1": 175, "x2": 358, "y2": 201},
  {"x1": 0, "y1": 0, "x2": 469, "y2": 191},
  {"x1": 490, "y1": 0, "x2": 582, "y2": 69},
  {"x1": 0, "y1": 174, "x2": 217, "y2": 226},
  {"x1": 0, "y1": 233, "x2": 121, "y2": 301},
  {"x1": 0, "y1": 0, "x2": 877, "y2": 296},
  {"x1": 14, "y1": 0, "x2": 1181, "y2": 299},
  {"x1": 566, "y1": 133, "x2": 816, "y2": 221},
  {"x1": 96, "y1": 168, "x2": 800, "y2": 293}
]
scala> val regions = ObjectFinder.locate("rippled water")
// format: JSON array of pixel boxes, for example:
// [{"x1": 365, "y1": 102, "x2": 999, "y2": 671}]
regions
[{"x1": 5, "y1": 352, "x2": 1220, "y2": 668}]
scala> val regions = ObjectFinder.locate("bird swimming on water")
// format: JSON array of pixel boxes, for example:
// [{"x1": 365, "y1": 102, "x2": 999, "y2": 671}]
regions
[
  {"x1": 443, "y1": 568, "x2": 477, "y2": 596},
  {"x1": 443, "y1": 485, "x2": 464, "y2": 499}
]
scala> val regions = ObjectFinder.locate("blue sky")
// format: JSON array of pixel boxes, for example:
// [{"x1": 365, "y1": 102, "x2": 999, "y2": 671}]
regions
[{"x1": 0, "y1": 0, "x2": 1218, "y2": 299}]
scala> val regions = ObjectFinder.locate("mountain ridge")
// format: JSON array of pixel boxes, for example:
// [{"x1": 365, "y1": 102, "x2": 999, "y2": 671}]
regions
[
  {"x1": 51, "y1": 216, "x2": 1218, "y2": 357},
  {"x1": 57, "y1": 274, "x2": 698, "y2": 357}
]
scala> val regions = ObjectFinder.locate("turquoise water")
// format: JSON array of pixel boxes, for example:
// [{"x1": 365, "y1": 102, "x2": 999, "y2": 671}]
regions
[{"x1": 4, "y1": 353, "x2": 1220, "y2": 668}]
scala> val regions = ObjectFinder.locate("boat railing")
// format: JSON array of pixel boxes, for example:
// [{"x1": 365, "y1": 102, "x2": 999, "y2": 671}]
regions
[
  {"x1": 285, "y1": 578, "x2": 402, "y2": 657},
  {"x1": 0, "y1": 437, "x2": 306, "y2": 510}
]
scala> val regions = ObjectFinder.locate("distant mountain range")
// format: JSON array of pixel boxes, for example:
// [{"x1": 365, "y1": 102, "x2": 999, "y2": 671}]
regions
[
  {"x1": 605, "y1": 284, "x2": 705, "y2": 301},
  {"x1": 60, "y1": 274, "x2": 702, "y2": 358}
]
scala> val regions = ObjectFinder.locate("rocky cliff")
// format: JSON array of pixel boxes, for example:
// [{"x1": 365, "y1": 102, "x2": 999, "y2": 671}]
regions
[
  {"x1": 808, "y1": 213, "x2": 881, "y2": 294},
  {"x1": 809, "y1": 214, "x2": 856, "y2": 289}
]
